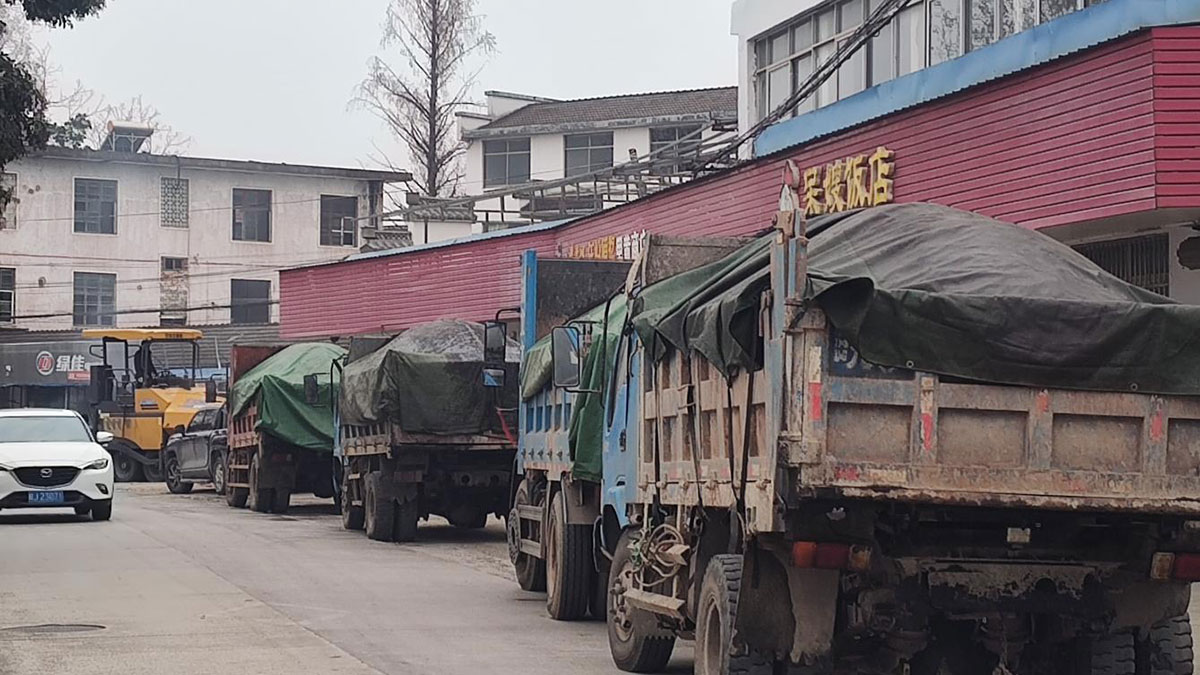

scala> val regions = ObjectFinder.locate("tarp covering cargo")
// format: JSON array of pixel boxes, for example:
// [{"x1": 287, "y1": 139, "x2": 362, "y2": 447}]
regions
[
  {"x1": 526, "y1": 202, "x2": 1200, "y2": 482},
  {"x1": 339, "y1": 319, "x2": 520, "y2": 435},
  {"x1": 229, "y1": 343, "x2": 347, "y2": 452}
]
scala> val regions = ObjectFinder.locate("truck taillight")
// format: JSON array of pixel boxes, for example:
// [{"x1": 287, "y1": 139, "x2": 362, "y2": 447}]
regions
[
  {"x1": 791, "y1": 542, "x2": 870, "y2": 571},
  {"x1": 1150, "y1": 552, "x2": 1200, "y2": 582}
]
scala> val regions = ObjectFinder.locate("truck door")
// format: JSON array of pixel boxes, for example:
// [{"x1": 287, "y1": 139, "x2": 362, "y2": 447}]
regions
[{"x1": 602, "y1": 333, "x2": 640, "y2": 528}]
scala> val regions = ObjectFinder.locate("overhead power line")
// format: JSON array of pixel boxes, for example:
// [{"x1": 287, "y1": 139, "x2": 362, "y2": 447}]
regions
[{"x1": 13, "y1": 298, "x2": 279, "y2": 322}]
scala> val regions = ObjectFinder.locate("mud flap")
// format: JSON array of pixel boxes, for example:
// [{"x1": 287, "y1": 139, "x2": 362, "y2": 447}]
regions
[{"x1": 734, "y1": 547, "x2": 838, "y2": 667}]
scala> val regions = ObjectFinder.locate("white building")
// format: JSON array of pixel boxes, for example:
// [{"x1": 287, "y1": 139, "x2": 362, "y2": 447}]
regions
[
  {"x1": 455, "y1": 88, "x2": 738, "y2": 228},
  {"x1": 0, "y1": 143, "x2": 408, "y2": 331},
  {"x1": 731, "y1": 0, "x2": 1107, "y2": 135}
]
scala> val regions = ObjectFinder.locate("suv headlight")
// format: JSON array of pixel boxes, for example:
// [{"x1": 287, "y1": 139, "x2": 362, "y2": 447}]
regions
[{"x1": 85, "y1": 458, "x2": 110, "y2": 471}]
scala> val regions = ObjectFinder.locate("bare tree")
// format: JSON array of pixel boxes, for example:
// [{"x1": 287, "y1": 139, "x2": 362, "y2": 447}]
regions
[{"x1": 359, "y1": 0, "x2": 495, "y2": 197}]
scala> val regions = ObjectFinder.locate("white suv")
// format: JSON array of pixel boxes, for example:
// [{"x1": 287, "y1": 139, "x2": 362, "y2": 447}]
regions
[{"x1": 0, "y1": 409, "x2": 115, "y2": 521}]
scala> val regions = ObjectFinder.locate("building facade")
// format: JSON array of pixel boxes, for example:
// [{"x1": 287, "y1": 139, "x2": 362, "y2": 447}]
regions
[
  {"x1": 0, "y1": 146, "x2": 407, "y2": 332},
  {"x1": 454, "y1": 89, "x2": 738, "y2": 227},
  {"x1": 278, "y1": 0, "x2": 1200, "y2": 338}
]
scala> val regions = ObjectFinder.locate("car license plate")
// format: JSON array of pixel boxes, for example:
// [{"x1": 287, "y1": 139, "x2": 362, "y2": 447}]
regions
[{"x1": 28, "y1": 491, "x2": 64, "y2": 504}]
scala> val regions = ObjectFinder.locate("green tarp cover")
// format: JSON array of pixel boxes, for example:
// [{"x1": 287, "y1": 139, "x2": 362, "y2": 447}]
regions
[
  {"x1": 339, "y1": 320, "x2": 520, "y2": 435},
  {"x1": 528, "y1": 203, "x2": 1200, "y2": 482},
  {"x1": 229, "y1": 343, "x2": 347, "y2": 452}
]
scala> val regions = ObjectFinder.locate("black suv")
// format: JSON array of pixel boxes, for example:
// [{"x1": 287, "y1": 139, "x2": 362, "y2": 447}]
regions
[{"x1": 163, "y1": 404, "x2": 227, "y2": 495}]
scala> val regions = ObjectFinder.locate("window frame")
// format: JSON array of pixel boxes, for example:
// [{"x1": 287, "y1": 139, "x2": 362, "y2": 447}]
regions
[
  {"x1": 73, "y1": 177, "x2": 118, "y2": 235},
  {"x1": 231, "y1": 188, "x2": 272, "y2": 243},
  {"x1": 73, "y1": 271, "x2": 117, "y2": 327},
  {"x1": 564, "y1": 132, "x2": 615, "y2": 177},
  {"x1": 0, "y1": 267, "x2": 14, "y2": 324},
  {"x1": 160, "y1": 176, "x2": 190, "y2": 228},
  {"x1": 319, "y1": 195, "x2": 359, "y2": 247},
  {"x1": 161, "y1": 256, "x2": 188, "y2": 273},
  {"x1": 482, "y1": 138, "x2": 532, "y2": 188},
  {"x1": 649, "y1": 125, "x2": 705, "y2": 175},
  {"x1": 230, "y1": 278, "x2": 271, "y2": 325}
]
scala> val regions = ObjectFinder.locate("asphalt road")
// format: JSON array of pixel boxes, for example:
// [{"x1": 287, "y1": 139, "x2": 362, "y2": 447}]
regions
[{"x1": 0, "y1": 484, "x2": 693, "y2": 675}]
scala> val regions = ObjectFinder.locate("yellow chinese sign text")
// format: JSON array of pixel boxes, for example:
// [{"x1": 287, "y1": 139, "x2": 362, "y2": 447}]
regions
[{"x1": 796, "y1": 146, "x2": 895, "y2": 217}]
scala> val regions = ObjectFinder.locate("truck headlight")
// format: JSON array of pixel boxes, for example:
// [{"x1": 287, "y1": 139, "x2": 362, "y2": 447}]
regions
[{"x1": 85, "y1": 458, "x2": 110, "y2": 471}]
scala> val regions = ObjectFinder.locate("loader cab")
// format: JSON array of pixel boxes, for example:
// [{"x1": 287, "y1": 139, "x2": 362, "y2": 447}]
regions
[{"x1": 84, "y1": 329, "x2": 205, "y2": 403}]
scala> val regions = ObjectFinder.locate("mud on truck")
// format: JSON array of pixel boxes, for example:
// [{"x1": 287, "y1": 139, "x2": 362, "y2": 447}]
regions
[
  {"x1": 334, "y1": 320, "x2": 518, "y2": 542},
  {"x1": 544, "y1": 204, "x2": 1200, "y2": 675},
  {"x1": 224, "y1": 343, "x2": 345, "y2": 514}
]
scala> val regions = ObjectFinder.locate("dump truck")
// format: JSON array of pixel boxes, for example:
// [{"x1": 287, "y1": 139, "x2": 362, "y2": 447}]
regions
[
  {"x1": 503, "y1": 245, "x2": 751, "y2": 621},
  {"x1": 335, "y1": 320, "x2": 518, "y2": 542},
  {"x1": 542, "y1": 204, "x2": 1200, "y2": 675},
  {"x1": 224, "y1": 343, "x2": 344, "y2": 514},
  {"x1": 85, "y1": 328, "x2": 219, "y2": 482}
]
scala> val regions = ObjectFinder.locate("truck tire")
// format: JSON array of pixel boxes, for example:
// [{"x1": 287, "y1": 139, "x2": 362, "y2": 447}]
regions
[
  {"x1": 511, "y1": 478, "x2": 546, "y2": 592},
  {"x1": 226, "y1": 487, "x2": 248, "y2": 508},
  {"x1": 394, "y1": 497, "x2": 419, "y2": 542},
  {"x1": 271, "y1": 489, "x2": 291, "y2": 514},
  {"x1": 364, "y1": 472, "x2": 395, "y2": 542},
  {"x1": 1139, "y1": 616, "x2": 1193, "y2": 675},
  {"x1": 695, "y1": 554, "x2": 773, "y2": 675},
  {"x1": 164, "y1": 454, "x2": 193, "y2": 494},
  {"x1": 1087, "y1": 632, "x2": 1136, "y2": 675},
  {"x1": 341, "y1": 484, "x2": 365, "y2": 531},
  {"x1": 546, "y1": 490, "x2": 592, "y2": 621},
  {"x1": 248, "y1": 453, "x2": 271, "y2": 514},
  {"x1": 607, "y1": 530, "x2": 675, "y2": 672}
]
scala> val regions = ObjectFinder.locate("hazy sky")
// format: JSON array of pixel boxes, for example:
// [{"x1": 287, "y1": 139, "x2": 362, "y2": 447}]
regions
[{"x1": 39, "y1": 0, "x2": 739, "y2": 170}]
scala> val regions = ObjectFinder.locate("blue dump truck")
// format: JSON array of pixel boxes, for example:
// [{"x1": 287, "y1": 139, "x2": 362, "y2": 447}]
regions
[{"x1": 534, "y1": 204, "x2": 1200, "y2": 675}]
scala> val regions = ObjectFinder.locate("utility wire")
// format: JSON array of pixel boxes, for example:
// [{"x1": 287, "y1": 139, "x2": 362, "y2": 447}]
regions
[{"x1": 13, "y1": 298, "x2": 279, "y2": 321}]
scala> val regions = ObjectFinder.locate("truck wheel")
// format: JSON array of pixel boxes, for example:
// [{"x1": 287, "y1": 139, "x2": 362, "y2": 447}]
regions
[
  {"x1": 364, "y1": 472, "x2": 395, "y2": 542},
  {"x1": 248, "y1": 453, "x2": 271, "y2": 514},
  {"x1": 342, "y1": 488, "x2": 365, "y2": 531},
  {"x1": 271, "y1": 489, "x2": 291, "y2": 514},
  {"x1": 1139, "y1": 616, "x2": 1193, "y2": 675},
  {"x1": 226, "y1": 487, "x2": 248, "y2": 508},
  {"x1": 545, "y1": 490, "x2": 592, "y2": 621},
  {"x1": 210, "y1": 451, "x2": 227, "y2": 495},
  {"x1": 164, "y1": 455, "x2": 193, "y2": 494},
  {"x1": 511, "y1": 478, "x2": 546, "y2": 592},
  {"x1": 1085, "y1": 632, "x2": 1136, "y2": 675},
  {"x1": 607, "y1": 530, "x2": 675, "y2": 672},
  {"x1": 111, "y1": 445, "x2": 143, "y2": 483},
  {"x1": 695, "y1": 554, "x2": 774, "y2": 675},
  {"x1": 394, "y1": 497, "x2": 419, "y2": 542}
]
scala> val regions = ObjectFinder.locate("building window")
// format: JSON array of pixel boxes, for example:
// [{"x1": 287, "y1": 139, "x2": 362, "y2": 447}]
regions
[
  {"x1": 74, "y1": 178, "x2": 117, "y2": 234},
  {"x1": 230, "y1": 279, "x2": 271, "y2": 325},
  {"x1": 161, "y1": 257, "x2": 188, "y2": 272},
  {"x1": 73, "y1": 272, "x2": 116, "y2": 326},
  {"x1": 649, "y1": 125, "x2": 704, "y2": 174},
  {"x1": 161, "y1": 177, "x2": 189, "y2": 228},
  {"x1": 752, "y1": 0, "x2": 1098, "y2": 119},
  {"x1": 0, "y1": 267, "x2": 13, "y2": 323},
  {"x1": 1, "y1": 173, "x2": 16, "y2": 230},
  {"x1": 320, "y1": 195, "x2": 358, "y2": 247},
  {"x1": 232, "y1": 188, "x2": 271, "y2": 242},
  {"x1": 1074, "y1": 234, "x2": 1169, "y2": 297},
  {"x1": 483, "y1": 138, "x2": 531, "y2": 188},
  {"x1": 565, "y1": 133, "x2": 614, "y2": 177}
]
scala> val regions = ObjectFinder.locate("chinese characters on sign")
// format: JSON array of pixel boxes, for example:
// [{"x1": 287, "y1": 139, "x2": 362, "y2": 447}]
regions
[
  {"x1": 563, "y1": 230, "x2": 647, "y2": 261},
  {"x1": 35, "y1": 350, "x2": 90, "y2": 381},
  {"x1": 783, "y1": 146, "x2": 896, "y2": 218}
]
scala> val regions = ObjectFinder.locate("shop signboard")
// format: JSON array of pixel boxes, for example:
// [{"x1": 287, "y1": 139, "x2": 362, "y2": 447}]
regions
[{"x1": 0, "y1": 341, "x2": 100, "y2": 387}]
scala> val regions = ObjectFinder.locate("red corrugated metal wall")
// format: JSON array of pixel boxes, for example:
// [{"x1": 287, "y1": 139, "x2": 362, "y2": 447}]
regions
[
  {"x1": 1153, "y1": 26, "x2": 1200, "y2": 209},
  {"x1": 282, "y1": 28, "x2": 1190, "y2": 339}
]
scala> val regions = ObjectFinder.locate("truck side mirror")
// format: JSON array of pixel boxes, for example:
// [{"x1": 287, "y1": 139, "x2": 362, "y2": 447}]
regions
[
  {"x1": 204, "y1": 379, "x2": 218, "y2": 403},
  {"x1": 483, "y1": 320, "x2": 508, "y2": 364},
  {"x1": 551, "y1": 326, "x2": 582, "y2": 389},
  {"x1": 303, "y1": 374, "x2": 319, "y2": 404}
]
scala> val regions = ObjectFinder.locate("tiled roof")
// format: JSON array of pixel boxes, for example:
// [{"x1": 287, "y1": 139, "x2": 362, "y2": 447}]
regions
[{"x1": 479, "y1": 86, "x2": 738, "y2": 130}]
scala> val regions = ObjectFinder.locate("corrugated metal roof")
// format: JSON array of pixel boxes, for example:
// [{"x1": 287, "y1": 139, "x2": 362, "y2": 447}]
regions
[{"x1": 477, "y1": 87, "x2": 737, "y2": 131}]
